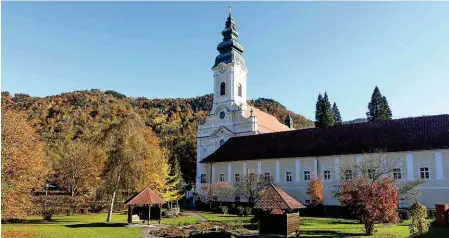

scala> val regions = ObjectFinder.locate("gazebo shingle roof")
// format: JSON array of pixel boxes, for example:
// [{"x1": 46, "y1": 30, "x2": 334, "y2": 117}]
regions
[
  {"x1": 255, "y1": 183, "x2": 302, "y2": 210},
  {"x1": 201, "y1": 114, "x2": 449, "y2": 163},
  {"x1": 124, "y1": 187, "x2": 165, "y2": 206}
]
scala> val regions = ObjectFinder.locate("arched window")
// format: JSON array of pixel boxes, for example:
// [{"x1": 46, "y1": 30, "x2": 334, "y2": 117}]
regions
[
  {"x1": 220, "y1": 139, "x2": 225, "y2": 146},
  {"x1": 238, "y1": 83, "x2": 242, "y2": 97},
  {"x1": 220, "y1": 82, "x2": 226, "y2": 96}
]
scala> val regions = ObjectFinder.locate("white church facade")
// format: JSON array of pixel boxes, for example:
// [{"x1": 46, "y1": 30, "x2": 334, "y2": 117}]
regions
[{"x1": 195, "y1": 11, "x2": 449, "y2": 208}]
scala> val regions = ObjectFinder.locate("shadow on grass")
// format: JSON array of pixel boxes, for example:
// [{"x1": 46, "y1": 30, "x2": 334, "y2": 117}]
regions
[
  {"x1": 65, "y1": 222, "x2": 127, "y2": 228},
  {"x1": 426, "y1": 224, "x2": 449, "y2": 238},
  {"x1": 299, "y1": 230, "x2": 367, "y2": 238},
  {"x1": 9, "y1": 219, "x2": 81, "y2": 224}
]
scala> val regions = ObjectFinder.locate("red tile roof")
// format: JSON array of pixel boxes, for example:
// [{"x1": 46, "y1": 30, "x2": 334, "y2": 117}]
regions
[
  {"x1": 243, "y1": 107, "x2": 290, "y2": 133},
  {"x1": 201, "y1": 115, "x2": 449, "y2": 163},
  {"x1": 124, "y1": 187, "x2": 165, "y2": 205},
  {"x1": 255, "y1": 183, "x2": 302, "y2": 210}
]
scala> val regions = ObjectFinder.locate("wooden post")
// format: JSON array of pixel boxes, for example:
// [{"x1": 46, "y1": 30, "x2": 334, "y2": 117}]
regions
[
  {"x1": 159, "y1": 204, "x2": 161, "y2": 224},
  {"x1": 127, "y1": 205, "x2": 132, "y2": 225},
  {"x1": 148, "y1": 205, "x2": 151, "y2": 225}
]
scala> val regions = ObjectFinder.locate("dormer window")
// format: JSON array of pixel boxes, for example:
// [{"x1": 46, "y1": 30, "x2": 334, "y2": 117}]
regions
[{"x1": 220, "y1": 82, "x2": 226, "y2": 96}]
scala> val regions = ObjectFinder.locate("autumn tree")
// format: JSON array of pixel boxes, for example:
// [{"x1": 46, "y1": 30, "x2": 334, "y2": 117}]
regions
[
  {"x1": 100, "y1": 113, "x2": 169, "y2": 222},
  {"x1": 48, "y1": 139, "x2": 105, "y2": 210},
  {"x1": 163, "y1": 158, "x2": 184, "y2": 209},
  {"x1": 306, "y1": 175, "x2": 323, "y2": 206},
  {"x1": 1, "y1": 109, "x2": 49, "y2": 220},
  {"x1": 335, "y1": 177, "x2": 398, "y2": 235},
  {"x1": 234, "y1": 173, "x2": 272, "y2": 204},
  {"x1": 334, "y1": 150, "x2": 423, "y2": 235}
]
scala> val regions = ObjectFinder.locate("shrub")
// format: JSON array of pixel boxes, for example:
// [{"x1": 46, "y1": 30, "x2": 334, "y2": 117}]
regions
[
  {"x1": 230, "y1": 203, "x2": 236, "y2": 213},
  {"x1": 398, "y1": 209, "x2": 410, "y2": 222},
  {"x1": 236, "y1": 206, "x2": 245, "y2": 217},
  {"x1": 410, "y1": 202, "x2": 429, "y2": 238},
  {"x1": 66, "y1": 209, "x2": 73, "y2": 216},
  {"x1": 219, "y1": 206, "x2": 228, "y2": 214},
  {"x1": 244, "y1": 207, "x2": 252, "y2": 216}
]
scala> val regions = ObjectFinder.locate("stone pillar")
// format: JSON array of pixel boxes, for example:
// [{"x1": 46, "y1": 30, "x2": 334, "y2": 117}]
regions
[
  {"x1": 295, "y1": 159, "x2": 300, "y2": 182},
  {"x1": 243, "y1": 162, "x2": 247, "y2": 175},
  {"x1": 257, "y1": 161, "x2": 262, "y2": 174},
  {"x1": 227, "y1": 163, "x2": 232, "y2": 182},
  {"x1": 406, "y1": 153, "x2": 414, "y2": 180},
  {"x1": 435, "y1": 152, "x2": 444, "y2": 180},
  {"x1": 275, "y1": 160, "x2": 280, "y2": 183}
]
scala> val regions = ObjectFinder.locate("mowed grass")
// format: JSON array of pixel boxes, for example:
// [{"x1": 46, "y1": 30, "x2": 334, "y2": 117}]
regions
[
  {"x1": 1, "y1": 212, "x2": 201, "y2": 238},
  {"x1": 1, "y1": 213, "x2": 141, "y2": 238},
  {"x1": 3, "y1": 212, "x2": 448, "y2": 238},
  {"x1": 299, "y1": 217, "x2": 449, "y2": 238}
]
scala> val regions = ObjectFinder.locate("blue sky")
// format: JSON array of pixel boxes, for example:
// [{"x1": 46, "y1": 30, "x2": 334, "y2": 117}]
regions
[{"x1": 2, "y1": 2, "x2": 449, "y2": 120}]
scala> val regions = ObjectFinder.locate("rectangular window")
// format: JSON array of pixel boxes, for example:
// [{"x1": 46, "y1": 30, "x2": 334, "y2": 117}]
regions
[
  {"x1": 264, "y1": 172, "x2": 271, "y2": 182},
  {"x1": 305, "y1": 200, "x2": 311, "y2": 205},
  {"x1": 420, "y1": 167, "x2": 430, "y2": 180},
  {"x1": 235, "y1": 196, "x2": 240, "y2": 203},
  {"x1": 219, "y1": 173, "x2": 225, "y2": 182},
  {"x1": 235, "y1": 173, "x2": 240, "y2": 182},
  {"x1": 368, "y1": 169, "x2": 375, "y2": 180},
  {"x1": 323, "y1": 170, "x2": 331, "y2": 181},
  {"x1": 345, "y1": 170, "x2": 353, "y2": 181},
  {"x1": 304, "y1": 170, "x2": 311, "y2": 181},
  {"x1": 393, "y1": 168, "x2": 402, "y2": 180},
  {"x1": 200, "y1": 174, "x2": 207, "y2": 183},
  {"x1": 285, "y1": 171, "x2": 292, "y2": 182}
]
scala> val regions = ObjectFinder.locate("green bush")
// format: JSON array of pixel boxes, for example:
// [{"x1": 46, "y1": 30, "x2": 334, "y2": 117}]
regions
[
  {"x1": 230, "y1": 203, "x2": 236, "y2": 213},
  {"x1": 219, "y1": 206, "x2": 228, "y2": 214},
  {"x1": 409, "y1": 202, "x2": 429, "y2": 238},
  {"x1": 236, "y1": 206, "x2": 245, "y2": 217},
  {"x1": 244, "y1": 207, "x2": 252, "y2": 216}
]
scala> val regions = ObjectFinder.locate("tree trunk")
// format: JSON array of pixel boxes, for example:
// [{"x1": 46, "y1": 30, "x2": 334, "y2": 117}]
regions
[{"x1": 106, "y1": 173, "x2": 121, "y2": 222}]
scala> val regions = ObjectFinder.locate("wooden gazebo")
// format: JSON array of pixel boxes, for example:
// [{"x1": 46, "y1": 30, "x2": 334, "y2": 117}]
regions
[
  {"x1": 255, "y1": 183, "x2": 302, "y2": 237},
  {"x1": 124, "y1": 187, "x2": 165, "y2": 225}
]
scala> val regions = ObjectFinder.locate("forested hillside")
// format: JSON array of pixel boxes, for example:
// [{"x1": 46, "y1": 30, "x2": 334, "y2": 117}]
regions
[{"x1": 1, "y1": 90, "x2": 314, "y2": 183}]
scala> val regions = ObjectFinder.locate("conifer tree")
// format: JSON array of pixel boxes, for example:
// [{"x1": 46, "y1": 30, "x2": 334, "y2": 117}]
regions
[
  {"x1": 367, "y1": 86, "x2": 392, "y2": 121},
  {"x1": 382, "y1": 96, "x2": 393, "y2": 120},
  {"x1": 163, "y1": 158, "x2": 184, "y2": 209},
  {"x1": 314, "y1": 94, "x2": 323, "y2": 128},
  {"x1": 320, "y1": 92, "x2": 335, "y2": 128},
  {"x1": 332, "y1": 102, "x2": 342, "y2": 125}
]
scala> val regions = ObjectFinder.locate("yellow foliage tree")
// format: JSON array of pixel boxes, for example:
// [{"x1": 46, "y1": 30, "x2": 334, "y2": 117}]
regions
[{"x1": 1, "y1": 109, "x2": 49, "y2": 220}]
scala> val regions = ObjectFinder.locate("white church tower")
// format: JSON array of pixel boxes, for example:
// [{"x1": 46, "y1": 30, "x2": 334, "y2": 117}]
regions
[{"x1": 195, "y1": 9, "x2": 291, "y2": 189}]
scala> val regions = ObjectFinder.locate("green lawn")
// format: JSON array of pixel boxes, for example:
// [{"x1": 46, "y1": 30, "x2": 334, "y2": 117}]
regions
[
  {"x1": 1, "y1": 213, "x2": 200, "y2": 238},
  {"x1": 2, "y1": 212, "x2": 448, "y2": 238},
  {"x1": 1, "y1": 213, "x2": 141, "y2": 238}
]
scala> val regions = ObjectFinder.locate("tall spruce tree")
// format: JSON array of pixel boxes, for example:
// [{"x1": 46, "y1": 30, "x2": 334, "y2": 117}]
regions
[
  {"x1": 382, "y1": 96, "x2": 393, "y2": 120},
  {"x1": 332, "y1": 102, "x2": 342, "y2": 125},
  {"x1": 315, "y1": 94, "x2": 323, "y2": 128},
  {"x1": 367, "y1": 86, "x2": 392, "y2": 121},
  {"x1": 320, "y1": 92, "x2": 335, "y2": 127}
]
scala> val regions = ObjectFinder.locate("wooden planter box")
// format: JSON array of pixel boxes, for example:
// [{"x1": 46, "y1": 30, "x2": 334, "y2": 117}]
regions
[{"x1": 259, "y1": 212, "x2": 300, "y2": 237}]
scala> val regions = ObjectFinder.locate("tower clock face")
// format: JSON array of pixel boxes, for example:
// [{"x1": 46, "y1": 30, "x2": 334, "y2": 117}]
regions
[{"x1": 220, "y1": 65, "x2": 226, "y2": 73}]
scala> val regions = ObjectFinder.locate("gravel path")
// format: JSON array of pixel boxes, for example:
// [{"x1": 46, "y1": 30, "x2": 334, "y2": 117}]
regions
[{"x1": 184, "y1": 211, "x2": 208, "y2": 222}]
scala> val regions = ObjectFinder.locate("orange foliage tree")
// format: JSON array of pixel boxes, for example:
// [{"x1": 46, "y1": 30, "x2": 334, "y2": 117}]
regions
[
  {"x1": 306, "y1": 174, "x2": 323, "y2": 206},
  {"x1": 1, "y1": 109, "x2": 49, "y2": 220},
  {"x1": 335, "y1": 177, "x2": 398, "y2": 235}
]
